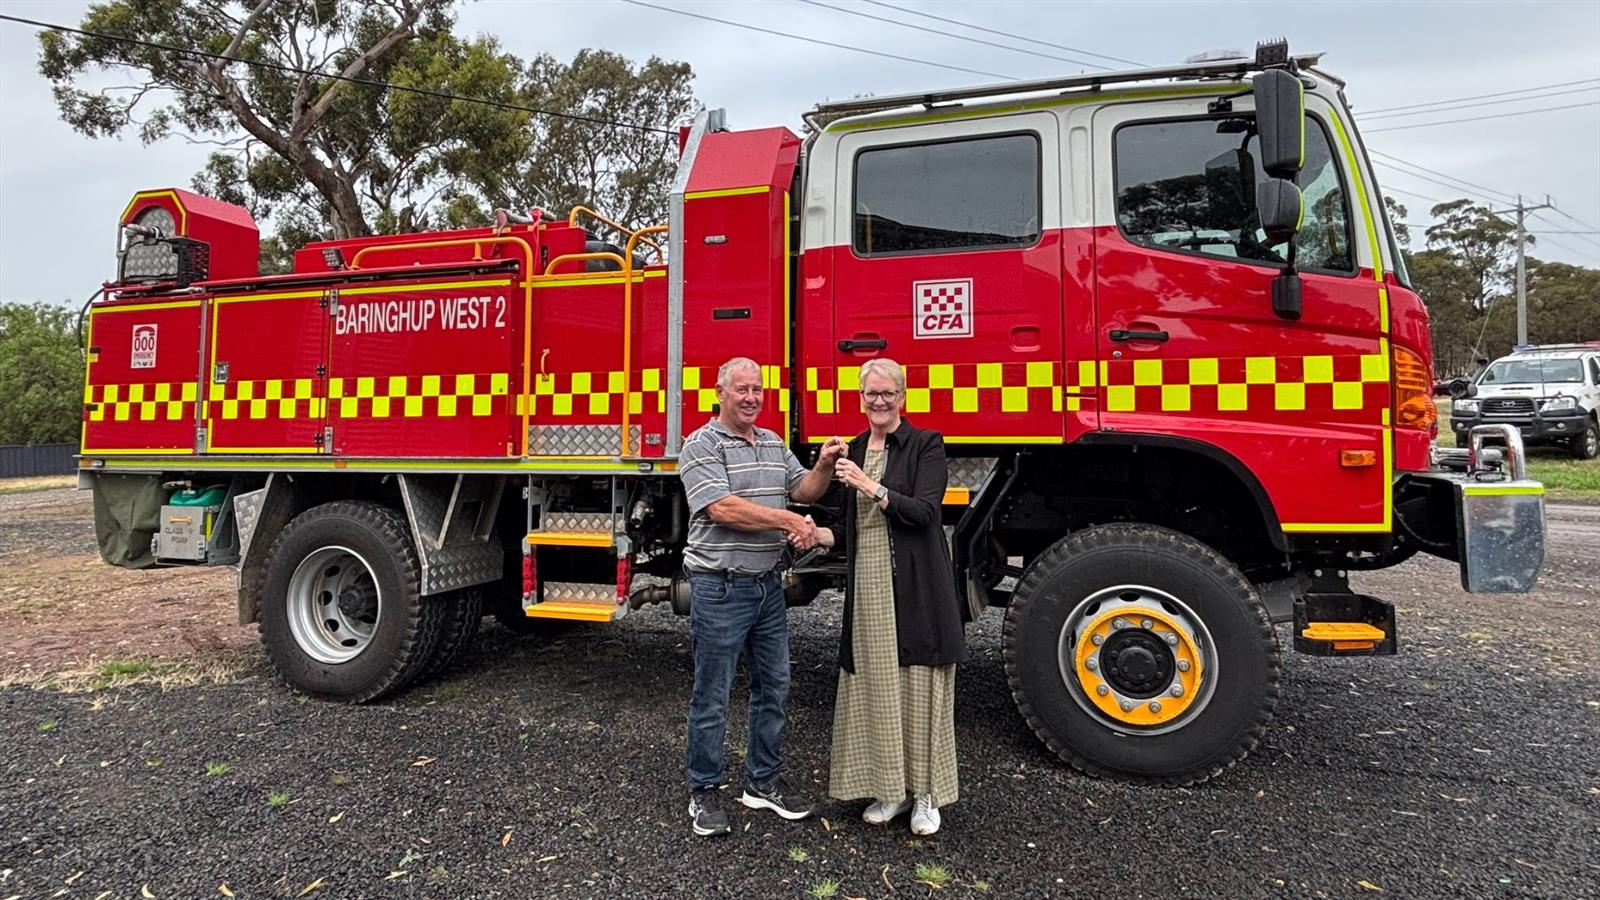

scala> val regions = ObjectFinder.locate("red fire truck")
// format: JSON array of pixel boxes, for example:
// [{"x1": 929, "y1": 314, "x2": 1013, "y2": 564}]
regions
[{"x1": 80, "y1": 43, "x2": 1545, "y2": 784}]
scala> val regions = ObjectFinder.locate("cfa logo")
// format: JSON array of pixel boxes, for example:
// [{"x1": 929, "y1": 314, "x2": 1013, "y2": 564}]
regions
[
  {"x1": 913, "y1": 279, "x2": 972, "y2": 339},
  {"x1": 131, "y1": 324, "x2": 157, "y2": 369}
]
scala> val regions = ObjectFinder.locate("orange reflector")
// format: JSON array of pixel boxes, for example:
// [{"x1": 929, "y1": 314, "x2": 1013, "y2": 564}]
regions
[
  {"x1": 1340, "y1": 449, "x2": 1377, "y2": 467},
  {"x1": 1393, "y1": 346, "x2": 1437, "y2": 432}
]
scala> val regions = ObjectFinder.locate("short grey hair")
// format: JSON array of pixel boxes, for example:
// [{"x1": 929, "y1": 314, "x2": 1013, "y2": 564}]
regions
[
  {"x1": 858, "y1": 357, "x2": 905, "y2": 391},
  {"x1": 716, "y1": 357, "x2": 761, "y2": 386}
]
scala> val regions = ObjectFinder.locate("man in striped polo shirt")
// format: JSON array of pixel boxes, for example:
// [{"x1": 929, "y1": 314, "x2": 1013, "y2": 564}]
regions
[{"x1": 679, "y1": 356, "x2": 845, "y2": 837}]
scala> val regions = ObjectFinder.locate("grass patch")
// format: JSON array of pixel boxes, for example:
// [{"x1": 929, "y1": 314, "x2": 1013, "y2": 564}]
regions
[
  {"x1": 0, "y1": 475, "x2": 75, "y2": 495},
  {"x1": 99, "y1": 659, "x2": 153, "y2": 678},
  {"x1": 37, "y1": 719, "x2": 57, "y2": 732},
  {"x1": 0, "y1": 649, "x2": 257, "y2": 693},
  {"x1": 267, "y1": 789, "x2": 290, "y2": 807},
  {"x1": 429, "y1": 680, "x2": 470, "y2": 702},
  {"x1": 914, "y1": 862, "x2": 951, "y2": 889},
  {"x1": 806, "y1": 878, "x2": 840, "y2": 899},
  {"x1": 1527, "y1": 456, "x2": 1600, "y2": 498},
  {"x1": 787, "y1": 846, "x2": 810, "y2": 863},
  {"x1": 205, "y1": 762, "x2": 233, "y2": 777}
]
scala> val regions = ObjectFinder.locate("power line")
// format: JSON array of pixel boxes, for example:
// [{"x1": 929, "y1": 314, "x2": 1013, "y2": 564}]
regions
[
  {"x1": 1371, "y1": 160, "x2": 1507, "y2": 206},
  {"x1": 1361, "y1": 85, "x2": 1600, "y2": 121},
  {"x1": 1382, "y1": 186, "x2": 1448, "y2": 205},
  {"x1": 860, "y1": 0, "x2": 1144, "y2": 68},
  {"x1": 1358, "y1": 78, "x2": 1600, "y2": 116},
  {"x1": 797, "y1": 0, "x2": 1106, "y2": 71},
  {"x1": 1368, "y1": 150, "x2": 1519, "y2": 203},
  {"x1": 1542, "y1": 204, "x2": 1600, "y2": 233},
  {"x1": 0, "y1": 12, "x2": 676, "y2": 135},
  {"x1": 1528, "y1": 229, "x2": 1600, "y2": 235},
  {"x1": 1529, "y1": 212, "x2": 1600, "y2": 247},
  {"x1": 1363, "y1": 100, "x2": 1600, "y2": 133},
  {"x1": 620, "y1": 0, "x2": 1017, "y2": 81}
]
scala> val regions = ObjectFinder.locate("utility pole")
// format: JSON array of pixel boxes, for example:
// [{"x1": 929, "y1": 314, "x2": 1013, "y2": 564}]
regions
[{"x1": 1493, "y1": 194, "x2": 1553, "y2": 346}]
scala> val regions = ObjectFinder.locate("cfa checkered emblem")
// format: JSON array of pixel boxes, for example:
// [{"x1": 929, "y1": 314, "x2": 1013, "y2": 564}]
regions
[{"x1": 913, "y1": 279, "x2": 972, "y2": 339}]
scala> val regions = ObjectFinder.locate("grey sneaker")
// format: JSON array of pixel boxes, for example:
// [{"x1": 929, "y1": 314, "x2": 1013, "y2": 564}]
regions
[
  {"x1": 689, "y1": 787, "x2": 730, "y2": 836},
  {"x1": 739, "y1": 777, "x2": 814, "y2": 821},
  {"x1": 863, "y1": 794, "x2": 912, "y2": 825}
]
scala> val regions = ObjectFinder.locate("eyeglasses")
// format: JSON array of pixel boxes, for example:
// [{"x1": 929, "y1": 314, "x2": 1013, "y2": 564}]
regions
[{"x1": 861, "y1": 390, "x2": 901, "y2": 404}]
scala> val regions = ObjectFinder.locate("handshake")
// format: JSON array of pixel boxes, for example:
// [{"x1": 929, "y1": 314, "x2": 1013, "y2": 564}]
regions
[{"x1": 782, "y1": 512, "x2": 833, "y2": 552}]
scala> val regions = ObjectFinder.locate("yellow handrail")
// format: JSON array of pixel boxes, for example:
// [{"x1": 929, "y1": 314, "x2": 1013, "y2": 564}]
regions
[
  {"x1": 346, "y1": 236, "x2": 537, "y2": 457},
  {"x1": 542, "y1": 252, "x2": 627, "y2": 276},
  {"x1": 568, "y1": 206, "x2": 664, "y2": 258},
  {"x1": 620, "y1": 225, "x2": 670, "y2": 457}
]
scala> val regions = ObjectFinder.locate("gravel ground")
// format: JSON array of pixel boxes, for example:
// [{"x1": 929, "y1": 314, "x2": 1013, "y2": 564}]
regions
[{"x1": 1, "y1": 490, "x2": 1597, "y2": 899}]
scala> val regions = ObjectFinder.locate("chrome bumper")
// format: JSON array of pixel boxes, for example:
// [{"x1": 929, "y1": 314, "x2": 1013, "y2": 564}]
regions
[{"x1": 1424, "y1": 424, "x2": 1545, "y2": 593}]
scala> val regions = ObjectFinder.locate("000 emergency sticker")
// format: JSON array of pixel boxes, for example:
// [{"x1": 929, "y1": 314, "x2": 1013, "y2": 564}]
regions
[
  {"x1": 130, "y1": 324, "x2": 157, "y2": 369},
  {"x1": 914, "y1": 279, "x2": 973, "y2": 339}
]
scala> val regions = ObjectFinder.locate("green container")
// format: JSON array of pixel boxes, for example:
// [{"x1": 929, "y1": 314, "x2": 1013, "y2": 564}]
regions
[{"x1": 169, "y1": 485, "x2": 227, "y2": 540}]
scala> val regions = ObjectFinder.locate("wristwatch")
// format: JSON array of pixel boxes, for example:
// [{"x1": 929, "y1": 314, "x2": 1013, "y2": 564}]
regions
[{"x1": 873, "y1": 484, "x2": 889, "y2": 502}]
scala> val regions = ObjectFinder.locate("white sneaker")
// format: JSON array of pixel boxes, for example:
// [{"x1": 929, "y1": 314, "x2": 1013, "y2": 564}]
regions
[
  {"x1": 862, "y1": 795, "x2": 912, "y2": 825},
  {"x1": 910, "y1": 794, "x2": 940, "y2": 835}
]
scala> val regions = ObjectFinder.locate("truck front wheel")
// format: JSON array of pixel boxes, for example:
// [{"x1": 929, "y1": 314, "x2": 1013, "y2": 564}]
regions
[
  {"x1": 1570, "y1": 417, "x2": 1599, "y2": 460},
  {"x1": 259, "y1": 501, "x2": 445, "y2": 702},
  {"x1": 1003, "y1": 524, "x2": 1279, "y2": 785}
]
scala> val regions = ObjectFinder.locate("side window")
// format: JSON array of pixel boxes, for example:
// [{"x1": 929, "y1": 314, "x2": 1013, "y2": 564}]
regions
[
  {"x1": 1114, "y1": 116, "x2": 1355, "y2": 273},
  {"x1": 1590, "y1": 356, "x2": 1600, "y2": 386},
  {"x1": 853, "y1": 133, "x2": 1041, "y2": 256}
]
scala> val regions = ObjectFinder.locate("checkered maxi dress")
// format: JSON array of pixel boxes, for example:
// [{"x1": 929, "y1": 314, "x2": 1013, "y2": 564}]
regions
[{"x1": 828, "y1": 448, "x2": 960, "y2": 807}]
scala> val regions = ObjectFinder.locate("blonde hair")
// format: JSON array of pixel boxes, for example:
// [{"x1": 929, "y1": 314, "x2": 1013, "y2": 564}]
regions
[{"x1": 858, "y1": 357, "x2": 905, "y2": 391}]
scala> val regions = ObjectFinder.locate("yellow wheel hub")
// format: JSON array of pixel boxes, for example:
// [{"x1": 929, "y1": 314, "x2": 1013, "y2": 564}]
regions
[{"x1": 1073, "y1": 606, "x2": 1205, "y2": 727}]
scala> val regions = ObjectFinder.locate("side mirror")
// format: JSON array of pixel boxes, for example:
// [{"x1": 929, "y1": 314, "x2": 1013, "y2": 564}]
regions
[
  {"x1": 1256, "y1": 178, "x2": 1303, "y2": 245},
  {"x1": 1257, "y1": 177, "x2": 1304, "y2": 321},
  {"x1": 1252, "y1": 69, "x2": 1304, "y2": 177},
  {"x1": 1448, "y1": 378, "x2": 1472, "y2": 400}
]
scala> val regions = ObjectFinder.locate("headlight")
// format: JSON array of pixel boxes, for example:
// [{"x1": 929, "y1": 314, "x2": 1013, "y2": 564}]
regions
[
  {"x1": 1454, "y1": 399, "x2": 1480, "y2": 414},
  {"x1": 1540, "y1": 396, "x2": 1576, "y2": 412}
]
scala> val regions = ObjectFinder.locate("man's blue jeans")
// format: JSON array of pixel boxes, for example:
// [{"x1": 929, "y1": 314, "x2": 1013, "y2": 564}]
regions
[{"x1": 685, "y1": 568, "x2": 790, "y2": 791}]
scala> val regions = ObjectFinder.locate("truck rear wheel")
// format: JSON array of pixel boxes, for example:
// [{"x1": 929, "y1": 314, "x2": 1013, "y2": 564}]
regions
[
  {"x1": 1003, "y1": 524, "x2": 1279, "y2": 785},
  {"x1": 417, "y1": 585, "x2": 484, "y2": 682},
  {"x1": 259, "y1": 501, "x2": 445, "y2": 702}
]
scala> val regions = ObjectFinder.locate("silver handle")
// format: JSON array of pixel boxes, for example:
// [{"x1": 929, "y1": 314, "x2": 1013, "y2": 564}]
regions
[{"x1": 1468, "y1": 424, "x2": 1527, "y2": 481}]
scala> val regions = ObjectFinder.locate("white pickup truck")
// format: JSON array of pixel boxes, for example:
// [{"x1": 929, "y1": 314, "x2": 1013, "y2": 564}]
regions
[{"x1": 1449, "y1": 343, "x2": 1600, "y2": 459}]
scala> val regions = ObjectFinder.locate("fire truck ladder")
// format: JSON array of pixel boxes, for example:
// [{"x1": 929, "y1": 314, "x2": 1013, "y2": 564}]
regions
[{"x1": 521, "y1": 478, "x2": 631, "y2": 623}]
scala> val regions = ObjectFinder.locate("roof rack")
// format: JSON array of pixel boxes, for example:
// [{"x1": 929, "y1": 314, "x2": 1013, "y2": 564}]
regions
[{"x1": 811, "y1": 42, "x2": 1324, "y2": 118}]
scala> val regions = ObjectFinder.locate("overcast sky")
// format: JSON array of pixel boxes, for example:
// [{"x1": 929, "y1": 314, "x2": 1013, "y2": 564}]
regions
[{"x1": 2, "y1": 0, "x2": 1597, "y2": 304}]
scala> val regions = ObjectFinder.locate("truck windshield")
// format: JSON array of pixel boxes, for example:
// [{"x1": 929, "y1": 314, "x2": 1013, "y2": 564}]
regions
[{"x1": 1480, "y1": 359, "x2": 1584, "y2": 384}]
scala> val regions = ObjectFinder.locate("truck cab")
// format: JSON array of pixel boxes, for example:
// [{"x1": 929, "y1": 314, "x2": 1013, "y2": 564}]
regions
[{"x1": 1450, "y1": 344, "x2": 1600, "y2": 459}]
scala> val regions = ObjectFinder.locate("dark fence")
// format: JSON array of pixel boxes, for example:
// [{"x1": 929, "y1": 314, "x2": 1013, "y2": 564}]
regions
[{"x1": 0, "y1": 442, "x2": 77, "y2": 478}]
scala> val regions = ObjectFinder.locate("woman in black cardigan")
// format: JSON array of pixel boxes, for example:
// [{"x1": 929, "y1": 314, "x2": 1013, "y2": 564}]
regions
[{"x1": 819, "y1": 357, "x2": 965, "y2": 836}]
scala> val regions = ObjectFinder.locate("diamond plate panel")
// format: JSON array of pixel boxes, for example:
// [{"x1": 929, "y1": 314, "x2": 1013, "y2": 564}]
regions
[
  {"x1": 946, "y1": 457, "x2": 997, "y2": 490},
  {"x1": 541, "y1": 512, "x2": 613, "y2": 533},
  {"x1": 541, "y1": 581, "x2": 615, "y2": 604},
  {"x1": 233, "y1": 487, "x2": 267, "y2": 560},
  {"x1": 527, "y1": 425, "x2": 642, "y2": 456},
  {"x1": 420, "y1": 540, "x2": 503, "y2": 596}
]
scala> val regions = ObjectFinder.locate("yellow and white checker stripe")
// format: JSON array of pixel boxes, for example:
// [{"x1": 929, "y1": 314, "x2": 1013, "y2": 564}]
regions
[{"x1": 84, "y1": 382, "x2": 198, "y2": 422}]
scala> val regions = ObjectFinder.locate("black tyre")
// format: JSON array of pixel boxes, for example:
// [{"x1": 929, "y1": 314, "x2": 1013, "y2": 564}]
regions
[
  {"x1": 258, "y1": 501, "x2": 445, "y2": 702},
  {"x1": 1570, "y1": 418, "x2": 1599, "y2": 460},
  {"x1": 416, "y1": 585, "x2": 485, "y2": 682},
  {"x1": 1003, "y1": 524, "x2": 1279, "y2": 785}
]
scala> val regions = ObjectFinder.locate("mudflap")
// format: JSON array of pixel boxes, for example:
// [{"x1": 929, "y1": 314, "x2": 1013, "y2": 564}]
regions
[{"x1": 1293, "y1": 592, "x2": 1397, "y2": 657}]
